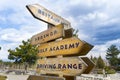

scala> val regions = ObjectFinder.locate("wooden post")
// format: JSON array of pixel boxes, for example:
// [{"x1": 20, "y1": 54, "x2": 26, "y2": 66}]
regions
[
  {"x1": 48, "y1": 24, "x2": 54, "y2": 29},
  {"x1": 64, "y1": 76, "x2": 76, "y2": 80},
  {"x1": 27, "y1": 75, "x2": 65, "y2": 80}
]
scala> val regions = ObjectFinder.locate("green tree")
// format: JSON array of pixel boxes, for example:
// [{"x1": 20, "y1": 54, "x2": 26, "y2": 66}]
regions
[
  {"x1": 106, "y1": 45, "x2": 120, "y2": 68},
  {"x1": 90, "y1": 55, "x2": 97, "y2": 63},
  {"x1": 0, "y1": 60, "x2": 2, "y2": 63},
  {"x1": 8, "y1": 39, "x2": 38, "y2": 72},
  {"x1": 96, "y1": 56, "x2": 105, "y2": 69},
  {"x1": 73, "y1": 29, "x2": 79, "y2": 37}
]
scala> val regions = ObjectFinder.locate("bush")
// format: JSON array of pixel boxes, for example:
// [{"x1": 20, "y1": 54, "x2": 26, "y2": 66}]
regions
[
  {"x1": 96, "y1": 66, "x2": 116, "y2": 74},
  {"x1": 116, "y1": 66, "x2": 120, "y2": 71},
  {"x1": 0, "y1": 75, "x2": 7, "y2": 80},
  {"x1": 105, "y1": 66, "x2": 116, "y2": 74},
  {"x1": 97, "y1": 69, "x2": 103, "y2": 74},
  {"x1": 106, "y1": 69, "x2": 116, "y2": 74}
]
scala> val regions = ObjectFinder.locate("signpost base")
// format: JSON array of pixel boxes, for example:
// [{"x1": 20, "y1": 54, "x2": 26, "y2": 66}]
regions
[
  {"x1": 64, "y1": 76, "x2": 76, "y2": 80},
  {"x1": 27, "y1": 75, "x2": 65, "y2": 80}
]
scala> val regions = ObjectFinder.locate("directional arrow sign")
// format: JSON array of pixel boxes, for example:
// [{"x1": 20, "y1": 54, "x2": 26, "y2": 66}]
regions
[
  {"x1": 26, "y1": 4, "x2": 71, "y2": 30},
  {"x1": 38, "y1": 37, "x2": 93, "y2": 57},
  {"x1": 36, "y1": 57, "x2": 88, "y2": 76},
  {"x1": 81, "y1": 57, "x2": 95, "y2": 74},
  {"x1": 31, "y1": 24, "x2": 64, "y2": 45}
]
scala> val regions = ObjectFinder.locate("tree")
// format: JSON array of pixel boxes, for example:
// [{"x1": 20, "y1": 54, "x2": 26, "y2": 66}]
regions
[
  {"x1": 8, "y1": 39, "x2": 38, "y2": 73},
  {"x1": 106, "y1": 45, "x2": 120, "y2": 68},
  {"x1": 90, "y1": 55, "x2": 97, "y2": 64},
  {"x1": 0, "y1": 59, "x2": 2, "y2": 63},
  {"x1": 73, "y1": 29, "x2": 79, "y2": 37},
  {"x1": 96, "y1": 56, "x2": 105, "y2": 69}
]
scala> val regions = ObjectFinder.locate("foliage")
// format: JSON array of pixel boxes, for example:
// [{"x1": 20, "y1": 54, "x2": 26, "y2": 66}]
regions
[
  {"x1": 91, "y1": 56, "x2": 97, "y2": 63},
  {"x1": 116, "y1": 58, "x2": 120, "y2": 70},
  {"x1": 0, "y1": 59, "x2": 3, "y2": 63},
  {"x1": 97, "y1": 69, "x2": 116, "y2": 74},
  {"x1": 96, "y1": 56, "x2": 105, "y2": 69},
  {"x1": 8, "y1": 39, "x2": 38, "y2": 65},
  {"x1": 106, "y1": 69, "x2": 116, "y2": 74},
  {"x1": 106, "y1": 45, "x2": 120, "y2": 68},
  {"x1": 96, "y1": 69, "x2": 103, "y2": 74},
  {"x1": 0, "y1": 75, "x2": 7, "y2": 80},
  {"x1": 105, "y1": 66, "x2": 116, "y2": 74},
  {"x1": 73, "y1": 29, "x2": 79, "y2": 37},
  {"x1": 116, "y1": 66, "x2": 120, "y2": 71},
  {"x1": 91, "y1": 55, "x2": 105, "y2": 69}
]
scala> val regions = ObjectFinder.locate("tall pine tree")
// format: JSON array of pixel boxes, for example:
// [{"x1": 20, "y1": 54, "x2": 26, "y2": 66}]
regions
[
  {"x1": 106, "y1": 45, "x2": 120, "y2": 68},
  {"x1": 96, "y1": 56, "x2": 105, "y2": 69}
]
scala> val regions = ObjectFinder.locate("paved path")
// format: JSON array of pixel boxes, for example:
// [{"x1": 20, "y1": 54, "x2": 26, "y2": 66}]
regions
[
  {"x1": 7, "y1": 74, "x2": 29, "y2": 80},
  {"x1": 0, "y1": 73, "x2": 29, "y2": 80},
  {"x1": 109, "y1": 73, "x2": 120, "y2": 80},
  {"x1": 0, "y1": 72, "x2": 120, "y2": 80}
]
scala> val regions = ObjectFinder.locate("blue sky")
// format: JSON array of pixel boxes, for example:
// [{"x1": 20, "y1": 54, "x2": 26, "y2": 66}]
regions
[{"x1": 0, "y1": 0, "x2": 120, "y2": 61}]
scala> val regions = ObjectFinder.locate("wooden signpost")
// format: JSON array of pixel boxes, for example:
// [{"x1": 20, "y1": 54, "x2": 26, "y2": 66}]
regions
[
  {"x1": 37, "y1": 57, "x2": 87, "y2": 76},
  {"x1": 26, "y1": 3, "x2": 95, "y2": 80},
  {"x1": 31, "y1": 24, "x2": 64, "y2": 45},
  {"x1": 81, "y1": 57, "x2": 95, "y2": 74},
  {"x1": 26, "y1": 4, "x2": 71, "y2": 30},
  {"x1": 38, "y1": 37, "x2": 93, "y2": 57}
]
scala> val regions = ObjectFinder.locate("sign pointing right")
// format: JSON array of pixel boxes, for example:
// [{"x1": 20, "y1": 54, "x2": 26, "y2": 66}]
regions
[
  {"x1": 37, "y1": 57, "x2": 88, "y2": 76},
  {"x1": 81, "y1": 57, "x2": 95, "y2": 74},
  {"x1": 38, "y1": 37, "x2": 93, "y2": 57}
]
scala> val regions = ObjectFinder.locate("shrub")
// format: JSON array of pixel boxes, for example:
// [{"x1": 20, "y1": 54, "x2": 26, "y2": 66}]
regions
[
  {"x1": 106, "y1": 69, "x2": 116, "y2": 74},
  {"x1": 0, "y1": 75, "x2": 7, "y2": 80}
]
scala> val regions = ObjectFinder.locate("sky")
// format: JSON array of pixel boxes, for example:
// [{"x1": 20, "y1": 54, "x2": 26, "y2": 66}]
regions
[{"x1": 0, "y1": 0, "x2": 120, "y2": 61}]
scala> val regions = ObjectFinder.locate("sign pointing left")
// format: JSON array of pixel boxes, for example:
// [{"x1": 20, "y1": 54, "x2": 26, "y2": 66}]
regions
[
  {"x1": 26, "y1": 4, "x2": 71, "y2": 30},
  {"x1": 31, "y1": 24, "x2": 64, "y2": 45}
]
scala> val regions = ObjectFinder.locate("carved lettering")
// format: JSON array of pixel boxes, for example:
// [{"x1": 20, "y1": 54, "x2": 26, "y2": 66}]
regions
[
  {"x1": 37, "y1": 64, "x2": 82, "y2": 69},
  {"x1": 39, "y1": 42, "x2": 80, "y2": 53}
]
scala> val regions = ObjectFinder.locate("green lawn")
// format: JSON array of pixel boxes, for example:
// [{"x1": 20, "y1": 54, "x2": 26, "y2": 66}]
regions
[{"x1": 0, "y1": 75, "x2": 7, "y2": 80}]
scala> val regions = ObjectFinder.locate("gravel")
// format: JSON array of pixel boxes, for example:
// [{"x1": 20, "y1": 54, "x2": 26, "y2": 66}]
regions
[{"x1": 0, "y1": 72, "x2": 120, "y2": 80}]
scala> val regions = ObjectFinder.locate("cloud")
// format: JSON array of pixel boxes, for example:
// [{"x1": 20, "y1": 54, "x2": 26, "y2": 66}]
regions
[
  {"x1": 0, "y1": 0, "x2": 49, "y2": 61},
  {"x1": 0, "y1": 42, "x2": 19, "y2": 60},
  {"x1": 88, "y1": 38, "x2": 120, "y2": 59},
  {"x1": 64, "y1": 0, "x2": 120, "y2": 45},
  {"x1": 64, "y1": 0, "x2": 107, "y2": 17},
  {"x1": 0, "y1": 0, "x2": 120, "y2": 61}
]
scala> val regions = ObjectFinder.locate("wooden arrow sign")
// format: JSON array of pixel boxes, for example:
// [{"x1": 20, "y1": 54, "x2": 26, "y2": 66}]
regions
[
  {"x1": 38, "y1": 37, "x2": 93, "y2": 57},
  {"x1": 31, "y1": 24, "x2": 64, "y2": 45},
  {"x1": 26, "y1": 4, "x2": 71, "y2": 30},
  {"x1": 81, "y1": 57, "x2": 95, "y2": 74},
  {"x1": 36, "y1": 57, "x2": 88, "y2": 76}
]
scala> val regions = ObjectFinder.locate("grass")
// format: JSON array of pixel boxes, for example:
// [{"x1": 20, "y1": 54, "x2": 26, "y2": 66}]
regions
[{"x1": 0, "y1": 75, "x2": 7, "y2": 80}]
